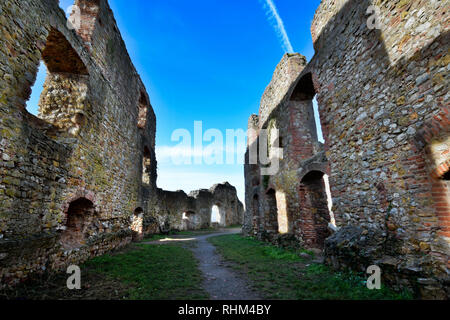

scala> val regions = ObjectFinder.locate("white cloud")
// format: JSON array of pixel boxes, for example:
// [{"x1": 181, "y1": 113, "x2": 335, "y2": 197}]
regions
[
  {"x1": 261, "y1": 0, "x2": 294, "y2": 53},
  {"x1": 155, "y1": 144, "x2": 246, "y2": 165}
]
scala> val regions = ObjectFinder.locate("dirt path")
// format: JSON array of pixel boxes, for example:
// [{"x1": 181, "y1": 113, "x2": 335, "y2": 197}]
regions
[{"x1": 143, "y1": 229, "x2": 261, "y2": 300}]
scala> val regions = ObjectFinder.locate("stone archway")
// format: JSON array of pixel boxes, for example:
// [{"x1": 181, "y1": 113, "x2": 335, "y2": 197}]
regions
[
  {"x1": 182, "y1": 211, "x2": 196, "y2": 230},
  {"x1": 211, "y1": 205, "x2": 223, "y2": 227},
  {"x1": 298, "y1": 171, "x2": 331, "y2": 248},
  {"x1": 60, "y1": 198, "x2": 96, "y2": 250},
  {"x1": 29, "y1": 27, "x2": 90, "y2": 133}
]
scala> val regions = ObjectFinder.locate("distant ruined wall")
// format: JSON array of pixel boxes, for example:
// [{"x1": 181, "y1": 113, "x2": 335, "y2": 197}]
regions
[
  {"x1": 0, "y1": 0, "x2": 156, "y2": 287},
  {"x1": 144, "y1": 182, "x2": 244, "y2": 233},
  {"x1": 244, "y1": 0, "x2": 449, "y2": 299}
]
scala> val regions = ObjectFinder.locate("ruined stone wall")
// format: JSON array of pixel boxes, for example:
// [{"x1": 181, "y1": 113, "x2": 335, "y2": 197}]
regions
[
  {"x1": 0, "y1": 0, "x2": 156, "y2": 287},
  {"x1": 244, "y1": 0, "x2": 449, "y2": 298},
  {"x1": 243, "y1": 53, "x2": 329, "y2": 249},
  {"x1": 144, "y1": 182, "x2": 244, "y2": 233}
]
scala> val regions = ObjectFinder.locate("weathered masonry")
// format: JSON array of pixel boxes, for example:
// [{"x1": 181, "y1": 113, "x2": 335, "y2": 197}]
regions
[
  {"x1": 143, "y1": 182, "x2": 244, "y2": 235},
  {"x1": 0, "y1": 0, "x2": 243, "y2": 288},
  {"x1": 244, "y1": 0, "x2": 449, "y2": 299}
]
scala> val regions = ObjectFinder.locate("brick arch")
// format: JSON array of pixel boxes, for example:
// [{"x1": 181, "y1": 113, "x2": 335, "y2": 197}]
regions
[
  {"x1": 409, "y1": 106, "x2": 449, "y2": 260},
  {"x1": 285, "y1": 71, "x2": 325, "y2": 161},
  {"x1": 25, "y1": 27, "x2": 91, "y2": 132},
  {"x1": 60, "y1": 197, "x2": 97, "y2": 250},
  {"x1": 290, "y1": 72, "x2": 316, "y2": 101},
  {"x1": 298, "y1": 170, "x2": 331, "y2": 248},
  {"x1": 298, "y1": 161, "x2": 329, "y2": 182},
  {"x1": 62, "y1": 189, "x2": 97, "y2": 217},
  {"x1": 42, "y1": 27, "x2": 88, "y2": 75}
]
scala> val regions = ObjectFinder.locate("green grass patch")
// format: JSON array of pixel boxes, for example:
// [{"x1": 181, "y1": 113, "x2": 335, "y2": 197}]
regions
[
  {"x1": 84, "y1": 244, "x2": 208, "y2": 300},
  {"x1": 209, "y1": 234, "x2": 413, "y2": 300},
  {"x1": 1, "y1": 243, "x2": 208, "y2": 300}
]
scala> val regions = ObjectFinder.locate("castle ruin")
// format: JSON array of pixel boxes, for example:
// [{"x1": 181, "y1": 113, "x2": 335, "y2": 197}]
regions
[
  {"x1": 0, "y1": 0, "x2": 243, "y2": 288},
  {"x1": 243, "y1": 0, "x2": 449, "y2": 298},
  {"x1": 0, "y1": 0, "x2": 448, "y2": 299}
]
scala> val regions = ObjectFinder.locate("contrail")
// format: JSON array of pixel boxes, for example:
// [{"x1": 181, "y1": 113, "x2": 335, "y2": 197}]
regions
[{"x1": 261, "y1": 0, "x2": 294, "y2": 53}]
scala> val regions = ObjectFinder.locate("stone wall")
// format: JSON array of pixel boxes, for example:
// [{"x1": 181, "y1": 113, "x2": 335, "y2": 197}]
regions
[
  {"x1": 143, "y1": 182, "x2": 244, "y2": 233},
  {"x1": 244, "y1": 53, "x2": 330, "y2": 248},
  {"x1": 244, "y1": 0, "x2": 449, "y2": 298},
  {"x1": 0, "y1": 0, "x2": 156, "y2": 287},
  {"x1": 0, "y1": 0, "x2": 245, "y2": 289}
]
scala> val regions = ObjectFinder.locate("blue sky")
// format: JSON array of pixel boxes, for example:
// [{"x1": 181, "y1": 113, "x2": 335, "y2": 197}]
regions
[{"x1": 29, "y1": 0, "x2": 322, "y2": 203}]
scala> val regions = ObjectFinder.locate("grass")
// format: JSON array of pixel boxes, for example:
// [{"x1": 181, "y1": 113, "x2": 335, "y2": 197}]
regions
[
  {"x1": 84, "y1": 244, "x2": 207, "y2": 300},
  {"x1": 1, "y1": 243, "x2": 208, "y2": 300},
  {"x1": 209, "y1": 234, "x2": 413, "y2": 300}
]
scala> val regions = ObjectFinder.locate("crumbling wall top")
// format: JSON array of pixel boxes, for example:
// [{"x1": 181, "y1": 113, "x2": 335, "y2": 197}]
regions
[{"x1": 259, "y1": 53, "x2": 307, "y2": 126}]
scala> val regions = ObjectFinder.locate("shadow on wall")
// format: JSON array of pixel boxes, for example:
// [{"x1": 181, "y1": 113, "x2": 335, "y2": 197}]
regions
[
  {"x1": 245, "y1": 0, "x2": 449, "y2": 298},
  {"x1": 11, "y1": 26, "x2": 92, "y2": 239},
  {"x1": 309, "y1": 0, "x2": 449, "y2": 298},
  {"x1": 310, "y1": 0, "x2": 449, "y2": 254}
]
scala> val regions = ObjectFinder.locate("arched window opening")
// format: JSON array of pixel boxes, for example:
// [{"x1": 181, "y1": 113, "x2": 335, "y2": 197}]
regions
[
  {"x1": 182, "y1": 211, "x2": 196, "y2": 230},
  {"x1": 211, "y1": 205, "x2": 221, "y2": 225},
  {"x1": 289, "y1": 73, "x2": 325, "y2": 156},
  {"x1": 60, "y1": 198, "x2": 96, "y2": 250},
  {"x1": 131, "y1": 207, "x2": 144, "y2": 241},
  {"x1": 142, "y1": 146, "x2": 151, "y2": 184},
  {"x1": 299, "y1": 171, "x2": 332, "y2": 248},
  {"x1": 25, "y1": 28, "x2": 89, "y2": 133},
  {"x1": 138, "y1": 92, "x2": 149, "y2": 129},
  {"x1": 265, "y1": 189, "x2": 279, "y2": 233}
]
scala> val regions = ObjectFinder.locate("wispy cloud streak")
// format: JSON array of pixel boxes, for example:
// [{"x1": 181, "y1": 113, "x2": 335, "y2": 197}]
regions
[{"x1": 261, "y1": 0, "x2": 294, "y2": 53}]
